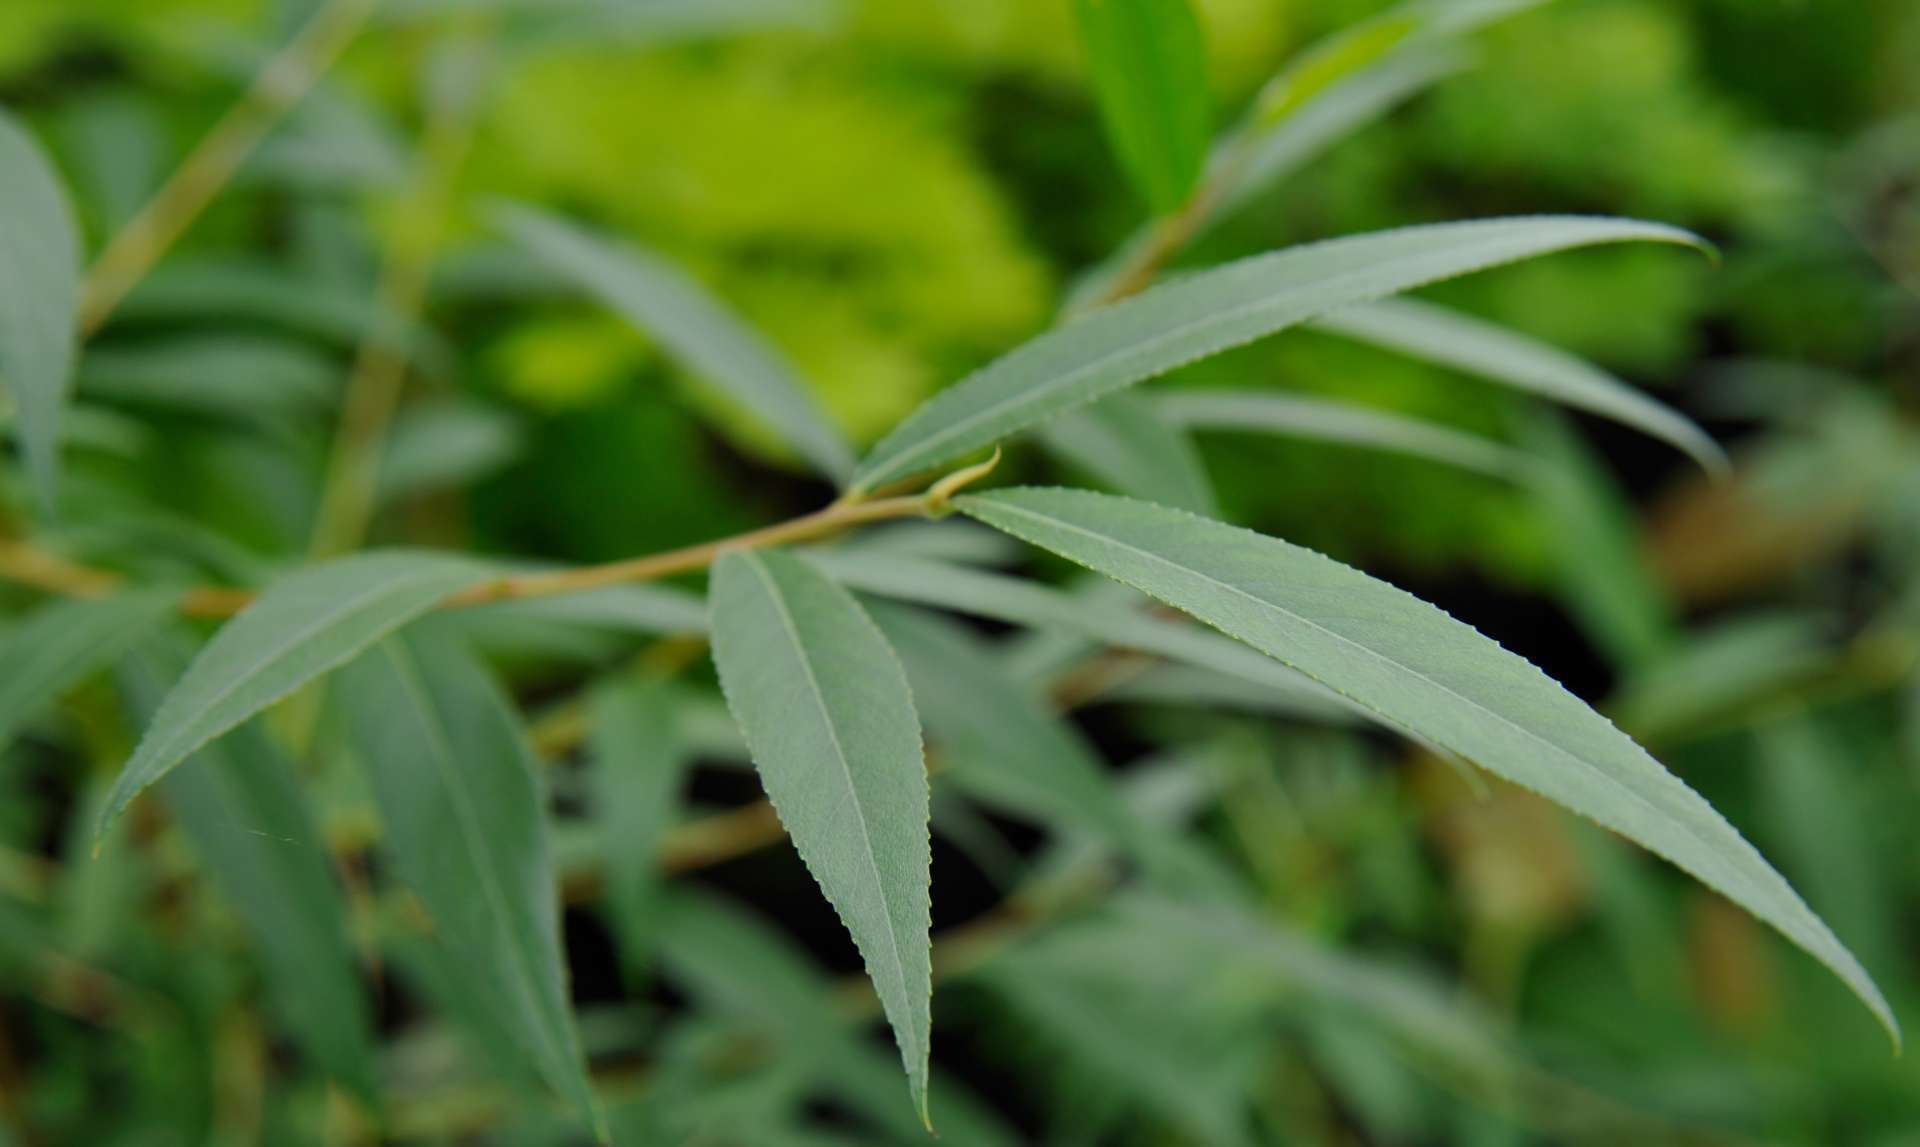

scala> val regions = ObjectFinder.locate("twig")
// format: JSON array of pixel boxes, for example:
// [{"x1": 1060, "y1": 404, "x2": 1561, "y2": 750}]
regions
[{"x1": 78, "y1": 0, "x2": 380, "y2": 334}]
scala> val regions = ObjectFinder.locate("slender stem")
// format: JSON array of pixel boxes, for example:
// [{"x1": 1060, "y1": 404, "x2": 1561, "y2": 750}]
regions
[
  {"x1": 307, "y1": 27, "x2": 494, "y2": 557},
  {"x1": 78, "y1": 0, "x2": 380, "y2": 335}
]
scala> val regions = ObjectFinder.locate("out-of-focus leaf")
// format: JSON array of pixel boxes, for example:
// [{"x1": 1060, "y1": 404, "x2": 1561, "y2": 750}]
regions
[
  {"x1": 830, "y1": 520, "x2": 1026, "y2": 567},
  {"x1": 805, "y1": 550, "x2": 1353, "y2": 724},
  {"x1": 854, "y1": 218, "x2": 1701, "y2": 493},
  {"x1": 868, "y1": 602, "x2": 1137, "y2": 847},
  {"x1": 0, "y1": 107, "x2": 83, "y2": 510},
  {"x1": 958, "y1": 486, "x2": 1897, "y2": 1042},
  {"x1": 1074, "y1": 0, "x2": 1212, "y2": 214},
  {"x1": 1611, "y1": 614, "x2": 1834, "y2": 743},
  {"x1": 589, "y1": 675, "x2": 688, "y2": 978},
  {"x1": 0, "y1": 591, "x2": 178, "y2": 754},
  {"x1": 336, "y1": 627, "x2": 602, "y2": 1135},
  {"x1": 709, "y1": 548, "x2": 932, "y2": 1119},
  {"x1": 1314, "y1": 298, "x2": 1725, "y2": 473},
  {"x1": 99, "y1": 551, "x2": 492, "y2": 838},
  {"x1": 1526, "y1": 412, "x2": 1674, "y2": 672},
  {"x1": 1041, "y1": 392, "x2": 1217, "y2": 514},
  {"x1": 77, "y1": 336, "x2": 340, "y2": 424},
  {"x1": 376, "y1": 398, "x2": 525, "y2": 504},
  {"x1": 494, "y1": 205, "x2": 855, "y2": 483},
  {"x1": 1156, "y1": 388, "x2": 1522, "y2": 477},
  {"x1": 380, "y1": 0, "x2": 836, "y2": 43},
  {"x1": 121, "y1": 638, "x2": 376, "y2": 1103}
]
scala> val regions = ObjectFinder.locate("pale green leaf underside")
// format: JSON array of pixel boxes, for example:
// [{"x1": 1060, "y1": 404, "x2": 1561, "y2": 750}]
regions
[
  {"x1": 0, "y1": 590, "x2": 179, "y2": 754},
  {"x1": 494, "y1": 204, "x2": 855, "y2": 483},
  {"x1": 0, "y1": 108, "x2": 83, "y2": 510},
  {"x1": 854, "y1": 216, "x2": 1702, "y2": 492},
  {"x1": 709, "y1": 549, "x2": 933, "y2": 1117},
  {"x1": 98, "y1": 550, "x2": 492, "y2": 839},
  {"x1": 1041, "y1": 391, "x2": 1219, "y2": 513},
  {"x1": 1155, "y1": 389, "x2": 1522, "y2": 477},
  {"x1": 1312, "y1": 297, "x2": 1727, "y2": 473},
  {"x1": 958, "y1": 486, "x2": 1896, "y2": 1043},
  {"x1": 335, "y1": 629, "x2": 601, "y2": 1134}
]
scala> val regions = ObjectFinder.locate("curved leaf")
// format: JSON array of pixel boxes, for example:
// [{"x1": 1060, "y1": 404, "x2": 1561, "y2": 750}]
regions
[
  {"x1": 0, "y1": 108, "x2": 83, "y2": 510},
  {"x1": 854, "y1": 217, "x2": 1702, "y2": 492},
  {"x1": 335, "y1": 627, "x2": 601, "y2": 1134},
  {"x1": 0, "y1": 590, "x2": 179, "y2": 754},
  {"x1": 958, "y1": 486, "x2": 1896, "y2": 1043},
  {"x1": 494, "y1": 204, "x2": 855, "y2": 483},
  {"x1": 1313, "y1": 297, "x2": 1726, "y2": 472},
  {"x1": 1075, "y1": 0, "x2": 1212, "y2": 214},
  {"x1": 99, "y1": 551, "x2": 491, "y2": 839},
  {"x1": 1041, "y1": 392, "x2": 1218, "y2": 513},
  {"x1": 709, "y1": 549, "x2": 932, "y2": 1119},
  {"x1": 1156, "y1": 389, "x2": 1522, "y2": 477}
]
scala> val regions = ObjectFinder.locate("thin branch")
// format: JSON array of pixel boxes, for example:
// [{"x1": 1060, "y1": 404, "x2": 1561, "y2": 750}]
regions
[{"x1": 78, "y1": 0, "x2": 380, "y2": 335}]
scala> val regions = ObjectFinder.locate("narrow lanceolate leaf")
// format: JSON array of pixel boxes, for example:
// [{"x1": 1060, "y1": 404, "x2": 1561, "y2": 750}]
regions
[
  {"x1": 868, "y1": 602, "x2": 1138, "y2": 849},
  {"x1": 709, "y1": 549, "x2": 932, "y2": 1120},
  {"x1": 854, "y1": 217, "x2": 1702, "y2": 493},
  {"x1": 1312, "y1": 298, "x2": 1726, "y2": 473},
  {"x1": 1156, "y1": 389, "x2": 1522, "y2": 477},
  {"x1": 335, "y1": 628, "x2": 601, "y2": 1135},
  {"x1": 958, "y1": 486, "x2": 1898, "y2": 1043},
  {"x1": 1075, "y1": 0, "x2": 1212, "y2": 214},
  {"x1": 1041, "y1": 392, "x2": 1218, "y2": 514},
  {"x1": 121, "y1": 639, "x2": 376, "y2": 1103},
  {"x1": 0, "y1": 591, "x2": 178, "y2": 754},
  {"x1": 589, "y1": 675, "x2": 689, "y2": 978},
  {"x1": 494, "y1": 204, "x2": 855, "y2": 483},
  {"x1": 77, "y1": 335, "x2": 340, "y2": 425},
  {"x1": 0, "y1": 108, "x2": 83, "y2": 510},
  {"x1": 98, "y1": 551, "x2": 491, "y2": 839}
]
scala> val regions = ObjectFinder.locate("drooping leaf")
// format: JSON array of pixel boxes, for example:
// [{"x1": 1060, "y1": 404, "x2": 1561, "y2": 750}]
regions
[
  {"x1": 1074, "y1": 0, "x2": 1212, "y2": 214},
  {"x1": 867, "y1": 602, "x2": 1138, "y2": 848},
  {"x1": 708, "y1": 548, "x2": 932, "y2": 1119},
  {"x1": 588, "y1": 674, "x2": 689, "y2": 979},
  {"x1": 958, "y1": 486, "x2": 1897, "y2": 1042},
  {"x1": 98, "y1": 551, "x2": 492, "y2": 838},
  {"x1": 0, "y1": 107, "x2": 83, "y2": 510},
  {"x1": 334, "y1": 626, "x2": 602, "y2": 1135},
  {"x1": 120, "y1": 637, "x2": 377, "y2": 1104},
  {"x1": 1040, "y1": 392, "x2": 1218, "y2": 513},
  {"x1": 1155, "y1": 389, "x2": 1523, "y2": 477},
  {"x1": 0, "y1": 590, "x2": 178, "y2": 754},
  {"x1": 1313, "y1": 297, "x2": 1726, "y2": 472},
  {"x1": 494, "y1": 204, "x2": 855, "y2": 483},
  {"x1": 854, "y1": 217, "x2": 1702, "y2": 493}
]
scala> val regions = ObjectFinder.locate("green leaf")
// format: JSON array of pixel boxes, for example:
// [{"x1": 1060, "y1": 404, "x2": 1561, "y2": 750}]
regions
[
  {"x1": 493, "y1": 204, "x2": 855, "y2": 483},
  {"x1": 0, "y1": 591, "x2": 179, "y2": 755},
  {"x1": 77, "y1": 335, "x2": 340, "y2": 425},
  {"x1": 588, "y1": 674, "x2": 689, "y2": 979},
  {"x1": 376, "y1": 397, "x2": 524, "y2": 505},
  {"x1": 867, "y1": 602, "x2": 1138, "y2": 848},
  {"x1": 120, "y1": 637, "x2": 377, "y2": 1103},
  {"x1": 1074, "y1": 0, "x2": 1212, "y2": 214},
  {"x1": 1313, "y1": 298, "x2": 1726, "y2": 473},
  {"x1": 1040, "y1": 392, "x2": 1218, "y2": 513},
  {"x1": 708, "y1": 548, "x2": 932, "y2": 1120},
  {"x1": 854, "y1": 217, "x2": 1702, "y2": 493},
  {"x1": 334, "y1": 626, "x2": 602, "y2": 1135},
  {"x1": 1156, "y1": 389, "x2": 1522, "y2": 477},
  {"x1": 0, "y1": 107, "x2": 83, "y2": 510},
  {"x1": 958, "y1": 486, "x2": 1898, "y2": 1043},
  {"x1": 98, "y1": 551, "x2": 491, "y2": 839}
]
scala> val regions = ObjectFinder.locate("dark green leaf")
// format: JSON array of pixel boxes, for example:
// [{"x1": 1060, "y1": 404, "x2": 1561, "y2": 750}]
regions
[{"x1": 1074, "y1": 0, "x2": 1212, "y2": 213}]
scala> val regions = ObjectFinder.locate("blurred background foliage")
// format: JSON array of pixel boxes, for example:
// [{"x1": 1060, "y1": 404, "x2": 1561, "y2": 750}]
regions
[{"x1": 1, "y1": 0, "x2": 1918, "y2": 1144}]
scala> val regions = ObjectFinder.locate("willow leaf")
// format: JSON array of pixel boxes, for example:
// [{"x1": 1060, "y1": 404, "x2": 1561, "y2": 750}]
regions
[
  {"x1": 1156, "y1": 389, "x2": 1522, "y2": 477},
  {"x1": 121, "y1": 638, "x2": 377, "y2": 1104},
  {"x1": 0, "y1": 108, "x2": 83, "y2": 510},
  {"x1": 98, "y1": 551, "x2": 491, "y2": 839},
  {"x1": 1041, "y1": 392, "x2": 1218, "y2": 513},
  {"x1": 855, "y1": 217, "x2": 1701, "y2": 492},
  {"x1": 589, "y1": 674, "x2": 688, "y2": 979},
  {"x1": 958, "y1": 486, "x2": 1896, "y2": 1043},
  {"x1": 336, "y1": 627, "x2": 602, "y2": 1136},
  {"x1": 709, "y1": 549, "x2": 932, "y2": 1120},
  {"x1": 1075, "y1": 0, "x2": 1212, "y2": 214},
  {"x1": 0, "y1": 591, "x2": 179, "y2": 754},
  {"x1": 1313, "y1": 297, "x2": 1726, "y2": 472},
  {"x1": 494, "y1": 204, "x2": 855, "y2": 483}
]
